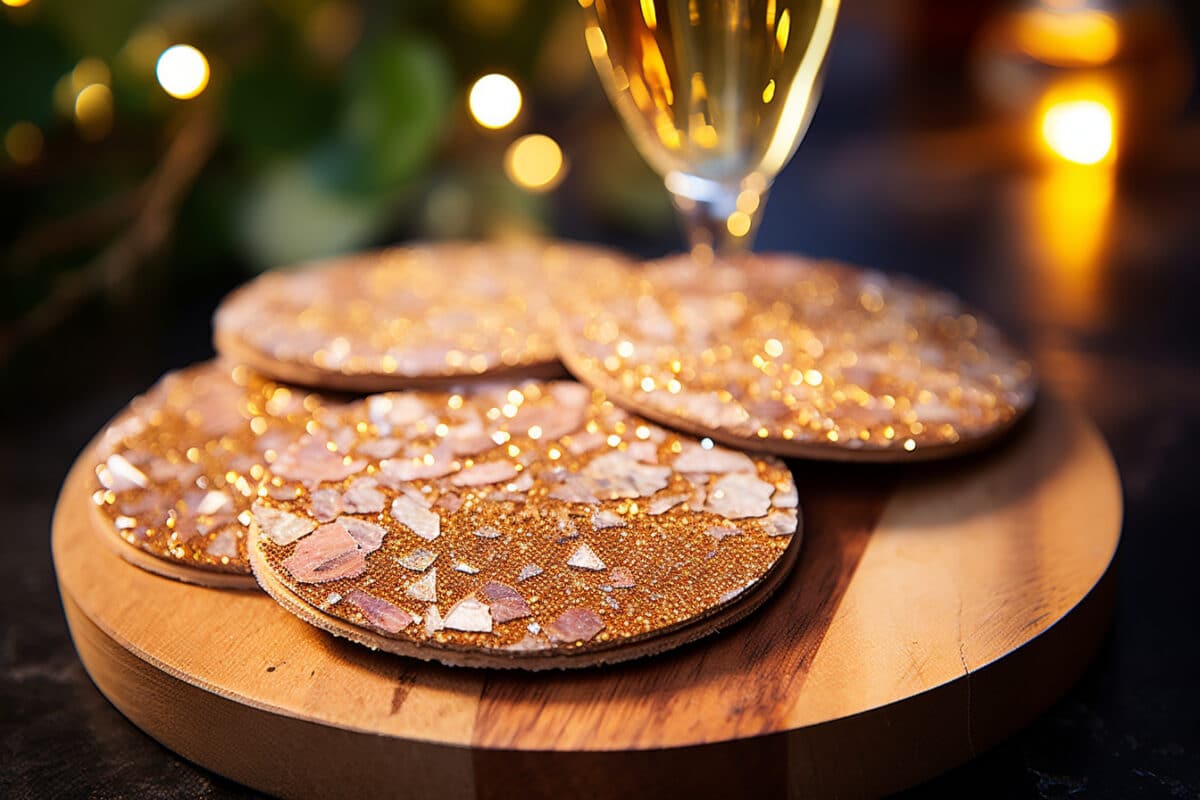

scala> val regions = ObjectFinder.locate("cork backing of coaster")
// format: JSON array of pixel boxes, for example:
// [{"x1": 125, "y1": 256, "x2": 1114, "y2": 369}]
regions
[
  {"x1": 557, "y1": 252, "x2": 1038, "y2": 462},
  {"x1": 213, "y1": 241, "x2": 628, "y2": 392},
  {"x1": 244, "y1": 380, "x2": 802, "y2": 669},
  {"x1": 89, "y1": 361, "x2": 339, "y2": 589}
]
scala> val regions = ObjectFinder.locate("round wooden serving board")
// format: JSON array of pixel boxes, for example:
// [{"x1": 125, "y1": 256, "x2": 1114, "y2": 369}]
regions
[{"x1": 53, "y1": 392, "x2": 1121, "y2": 799}]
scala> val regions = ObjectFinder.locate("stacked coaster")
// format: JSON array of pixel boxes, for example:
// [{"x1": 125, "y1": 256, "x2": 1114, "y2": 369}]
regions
[
  {"x1": 245, "y1": 381, "x2": 800, "y2": 669},
  {"x1": 213, "y1": 240, "x2": 625, "y2": 391},
  {"x1": 90, "y1": 241, "x2": 628, "y2": 591},
  {"x1": 556, "y1": 253, "x2": 1037, "y2": 461},
  {"x1": 90, "y1": 362, "x2": 317, "y2": 588},
  {"x1": 88, "y1": 239, "x2": 1036, "y2": 669}
]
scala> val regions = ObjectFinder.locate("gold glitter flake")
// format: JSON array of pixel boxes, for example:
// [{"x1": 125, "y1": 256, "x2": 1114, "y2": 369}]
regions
[
  {"x1": 251, "y1": 380, "x2": 798, "y2": 657},
  {"x1": 557, "y1": 254, "x2": 1037, "y2": 459}
]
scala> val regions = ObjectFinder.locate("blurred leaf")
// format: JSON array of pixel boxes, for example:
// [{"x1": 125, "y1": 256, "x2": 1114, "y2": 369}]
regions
[
  {"x1": 339, "y1": 33, "x2": 451, "y2": 191},
  {"x1": 237, "y1": 159, "x2": 392, "y2": 270},
  {"x1": 225, "y1": 61, "x2": 338, "y2": 160},
  {"x1": 0, "y1": 22, "x2": 72, "y2": 127}
]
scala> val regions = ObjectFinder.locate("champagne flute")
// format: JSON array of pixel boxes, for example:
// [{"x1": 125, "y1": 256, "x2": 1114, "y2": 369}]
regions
[{"x1": 582, "y1": 0, "x2": 840, "y2": 260}]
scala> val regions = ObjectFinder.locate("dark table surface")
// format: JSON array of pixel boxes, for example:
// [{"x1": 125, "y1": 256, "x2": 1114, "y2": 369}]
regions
[{"x1": 3, "y1": 8, "x2": 1200, "y2": 800}]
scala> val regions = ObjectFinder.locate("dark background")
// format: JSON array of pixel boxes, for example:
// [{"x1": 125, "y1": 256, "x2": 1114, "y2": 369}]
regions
[{"x1": 3, "y1": 1, "x2": 1199, "y2": 797}]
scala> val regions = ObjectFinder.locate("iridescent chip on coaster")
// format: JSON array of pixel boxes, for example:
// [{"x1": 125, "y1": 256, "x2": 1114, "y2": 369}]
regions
[
  {"x1": 213, "y1": 241, "x2": 628, "y2": 391},
  {"x1": 246, "y1": 380, "x2": 801, "y2": 669},
  {"x1": 90, "y1": 362, "x2": 333, "y2": 587},
  {"x1": 557, "y1": 253, "x2": 1037, "y2": 461}
]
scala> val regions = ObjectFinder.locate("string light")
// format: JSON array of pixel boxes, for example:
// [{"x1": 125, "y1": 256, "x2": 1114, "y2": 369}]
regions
[
  {"x1": 468, "y1": 73, "x2": 522, "y2": 130},
  {"x1": 504, "y1": 134, "x2": 566, "y2": 192},
  {"x1": 156, "y1": 45, "x2": 210, "y2": 100}
]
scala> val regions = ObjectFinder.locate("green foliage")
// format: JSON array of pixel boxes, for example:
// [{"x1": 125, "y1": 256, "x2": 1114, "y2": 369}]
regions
[
  {"x1": 0, "y1": 22, "x2": 71, "y2": 127},
  {"x1": 237, "y1": 158, "x2": 392, "y2": 269},
  {"x1": 1, "y1": 0, "x2": 661, "y2": 335},
  {"x1": 225, "y1": 60, "x2": 338, "y2": 160},
  {"x1": 339, "y1": 33, "x2": 452, "y2": 192}
]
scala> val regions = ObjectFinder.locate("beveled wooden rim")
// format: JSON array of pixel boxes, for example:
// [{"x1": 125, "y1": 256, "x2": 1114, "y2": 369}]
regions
[{"x1": 53, "y1": 392, "x2": 1122, "y2": 798}]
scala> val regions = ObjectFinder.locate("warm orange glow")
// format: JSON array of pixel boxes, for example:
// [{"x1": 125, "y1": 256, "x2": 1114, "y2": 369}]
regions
[
  {"x1": 1041, "y1": 100, "x2": 1113, "y2": 165},
  {"x1": 1022, "y1": 75, "x2": 1119, "y2": 328},
  {"x1": 1012, "y1": 8, "x2": 1120, "y2": 67},
  {"x1": 1024, "y1": 165, "x2": 1113, "y2": 328},
  {"x1": 776, "y1": 8, "x2": 791, "y2": 51},
  {"x1": 1037, "y1": 77, "x2": 1118, "y2": 166},
  {"x1": 640, "y1": 0, "x2": 657, "y2": 30},
  {"x1": 2, "y1": 0, "x2": 33, "y2": 7}
]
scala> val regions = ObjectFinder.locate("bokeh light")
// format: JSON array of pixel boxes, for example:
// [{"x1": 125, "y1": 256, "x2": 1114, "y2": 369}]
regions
[
  {"x1": 1012, "y1": 8, "x2": 1120, "y2": 67},
  {"x1": 504, "y1": 133, "x2": 565, "y2": 192},
  {"x1": 74, "y1": 84, "x2": 114, "y2": 141},
  {"x1": 4, "y1": 121, "x2": 43, "y2": 164},
  {"x1": 1041, "y1": 99, "x2": 1114, "y2": 165},
  {"x1": 1, "y1": 0, "x2": 33, "y2": 7},
  {"x1": 468, "y1": 73, "x2": 522, "y2": 130},
  {"x1": 156, "y1": 45, "x2": 210, "y2": 100},
  {"x1": 726, "y1": 211, "x2": 752, "y2": 238}
]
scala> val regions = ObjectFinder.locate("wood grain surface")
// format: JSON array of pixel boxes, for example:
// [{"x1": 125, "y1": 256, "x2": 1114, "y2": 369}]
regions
[{"x1": 53, "y1": 392, "x2": 1121, "y2": 798}]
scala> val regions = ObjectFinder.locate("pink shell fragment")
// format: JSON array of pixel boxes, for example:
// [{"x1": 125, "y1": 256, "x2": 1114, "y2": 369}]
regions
[
  {"x1": 281, "y1": 522, "x2": 365, "y2": 583},
  {"x1": 609, "y1": 566, "x2": 635, "y2": 588},
  {"x1": 672, "y1": 442, "x2": 757, "y2": 474},
  {"x1": 206, "y1": 529, "x2": 239, "y2": 560},
  {"x1": 451, "y1": 460, "x2": 519, "y2": 487},
  {"x1": 271, "y1": 438, "x2": 366, "y2": 488},
  {"x1": 309, "y1": 489, "x2": 343, "y2": 522},
  {"x1": 479, "y1": 582, "x2": 532, "y2": 623},
  {"x1": 346, "y1": 588, "x2": 412, "y2": 634},
  {"x1": 548, "y1": 478, "x2": 600, "y2": 505},
  {"x1": 341, "y1": 479, "x2": 385, "y2": 514},
  {"x1": 546, "y1": 608, "x2": 605, "y2": 643},
  {"x1": 705, "y1": 472, "x2": 775, "y2": 519},
  {"x1": 434, "y1": 492, "x2": 464, "y2": 514},
  {"x1": 648, "y1": 493, "x2": 689, "y2": 516},
  {"x1": 390, "y1": 495, "x2": 440, "y2": 541},
  {"x1": 252, "y1": 501, "x2": 317, "y2": 545},
  {"x1": 581, "y1": 451, "x2": 670, "y2": 499},
  {"x1": 591, "y1": 510, "x2": 626, "y2": 530},
  {"x1": 567, "y1": 542, "x2": 605, "y2": 571},
  {"x1": 443, "y1": 597, "x2": 493, "y2": 633},
  {"x1": 377, "y1": 453, "x2": 459, "y2": 484},
  {"x1": 337, "y1": 516, "x2": 387, "y2": 553},
  {"x1": 624, "y1": 440, "x2": 659, "y2": 464},
  {"x1": 759, "y1": 509, "x2": 799, "y2": 537}
]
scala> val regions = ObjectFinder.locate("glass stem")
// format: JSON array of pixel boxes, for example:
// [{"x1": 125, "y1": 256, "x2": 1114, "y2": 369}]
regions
[{"x1": 666, "y1": 172, "x2": 766, "y2": 263}]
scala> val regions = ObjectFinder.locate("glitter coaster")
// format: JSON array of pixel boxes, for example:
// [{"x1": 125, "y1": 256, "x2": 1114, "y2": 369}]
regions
[
  {"x1": 557, "y1": 253, "x2": 1037, "y2": 462},
  {"x1": 245, "y1": 380, "x2": 801, "y2": 669},
  {"x1": 90, "y1": 362, "x2": 334, "y2": 588},
  {"x1": 213, "y1": 241, "x2": 629, "y2": 392}
]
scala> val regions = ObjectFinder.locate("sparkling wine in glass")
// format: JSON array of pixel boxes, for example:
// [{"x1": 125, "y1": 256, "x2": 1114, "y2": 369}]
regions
[{"x1": 583, "y1": 0, "x2": 840, "y2": 258}]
